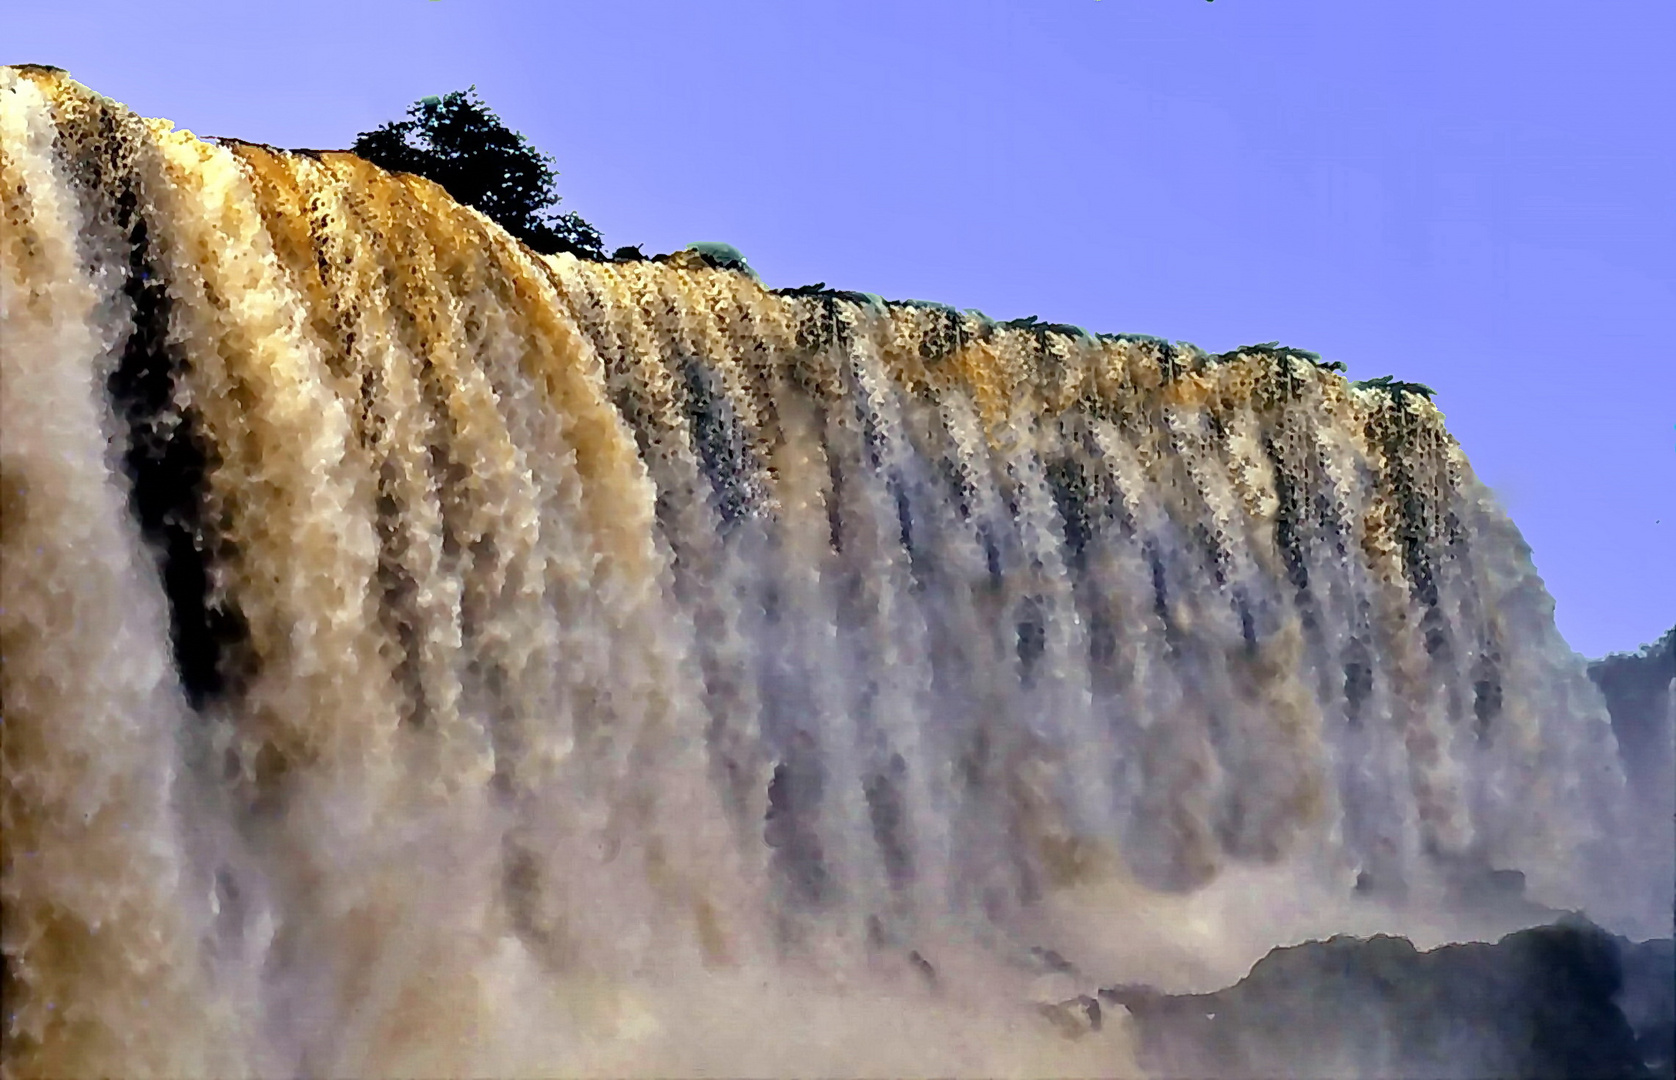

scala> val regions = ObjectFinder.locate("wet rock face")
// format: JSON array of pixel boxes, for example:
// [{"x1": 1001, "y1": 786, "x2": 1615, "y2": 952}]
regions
[
  {"x1": 1618, "y1": 937, "x2": 1675, "y2": 1079},
  {"x1": 1589, "y1": 627, "x2": 1676, "y2": 801},
  {"x1": 1587, "y1": 628, "x2": 1676, "y2": 941},
  {"x1": 1108, "y1": 919, "x2": 1666, "y2": 1080}
]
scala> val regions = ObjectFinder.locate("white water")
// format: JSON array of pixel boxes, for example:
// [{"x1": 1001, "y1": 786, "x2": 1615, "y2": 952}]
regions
[{"x1": 2, "y1": 66, "x2": 1661, "y2": 1079}]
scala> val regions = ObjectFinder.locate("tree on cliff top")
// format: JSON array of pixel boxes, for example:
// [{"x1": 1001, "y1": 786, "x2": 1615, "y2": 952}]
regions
[{"x1": 353, "y1": 87, "x2": 606, "y2": 260}]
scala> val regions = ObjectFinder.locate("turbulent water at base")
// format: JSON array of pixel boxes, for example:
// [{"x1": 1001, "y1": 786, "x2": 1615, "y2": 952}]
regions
[{"x1": 2, "y1": 67, "x2": 1667, "y2": 1079}]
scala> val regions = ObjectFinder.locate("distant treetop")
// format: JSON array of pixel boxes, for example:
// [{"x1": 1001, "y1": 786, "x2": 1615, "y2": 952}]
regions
[{"x1": 353, "y1": 87, "x2": 606, "y2": 260}]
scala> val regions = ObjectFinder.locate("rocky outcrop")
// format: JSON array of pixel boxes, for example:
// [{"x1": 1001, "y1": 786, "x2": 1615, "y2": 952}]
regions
[
  {"x1": 1589, "y1": 626, "x2": 1676, "y2": 802},
  {"x1": 1618, "y1": 936, "x2": 1675, "y2": 1079},
  {"x1": 1100, "y1": 918, "x2": 1670, "y2": 1080}
]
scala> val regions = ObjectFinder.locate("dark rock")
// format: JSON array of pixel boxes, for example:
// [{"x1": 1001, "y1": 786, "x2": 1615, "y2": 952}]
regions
[
  {"x1": 908, "y1": 948, "x2": 938, "y2": 990},
  {"x1": 1435, "y1": 854, "x2": 1565, "y2": 920},
  {"x1": 1098, "y1": 982, "x2": 1163, "y2": 1011},
  {"x1": 1588, "y1": 626, "x2": 1675, "y2": 801},
  {"x1": 1113, "y1": 917, "x2": 1659, "y2": 1079},
  {"x1": 208, "y1": 136, "x2": 338, "y2": 159},
  {"x1": 1027, "y1": 946, "x2": 1078, "y2": 975},
  {"x1": 1484, "y1": 868, "x2": 1528, "y2": 896},
  {"x1": 1617, "y1": 936, "x2": 1675, "y2": 1078},
  {"x1": 1035, "y1": 994, "x2": 1102, "y2": 1039}
]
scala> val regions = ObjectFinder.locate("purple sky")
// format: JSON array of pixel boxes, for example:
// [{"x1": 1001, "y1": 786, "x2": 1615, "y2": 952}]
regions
[{"x1": 9, "y1": 1, "x2": 1672, "y2": 657}]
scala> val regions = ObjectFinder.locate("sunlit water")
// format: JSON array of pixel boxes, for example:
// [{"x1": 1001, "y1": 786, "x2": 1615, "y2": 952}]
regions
[{"x1": 2, "y1": 66, "x2": 1665, "y2": 1079}]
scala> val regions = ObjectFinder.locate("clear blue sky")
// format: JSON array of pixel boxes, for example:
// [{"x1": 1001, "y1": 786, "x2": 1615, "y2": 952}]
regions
[{"x1": 9, "y1": 1, "x2": 1672, "y2": 658}]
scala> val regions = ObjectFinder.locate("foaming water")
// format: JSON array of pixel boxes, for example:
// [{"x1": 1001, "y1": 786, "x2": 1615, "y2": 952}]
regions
[{"x1": 1, "y1": 67, "x2": 1660, "y2": 1078}]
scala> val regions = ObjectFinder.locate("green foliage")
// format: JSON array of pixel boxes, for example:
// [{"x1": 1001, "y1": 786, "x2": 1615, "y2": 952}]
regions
[
  {"x1": 1040, "y1": 323, "x2": 1094, "y2": 342},
  {"x1": 1355, "y1": 375, "x2": 1437, "y2": 401},
  {"x1": 998, "y1": 314, "x2": 1094, "y2": 345},
  {"x1": 819, "y1": 289, "x2": 885, "y2": 308},
  {"x1": 353, "y1": 87, "x2": 606, "y2": 260},
  {"x1": 1213, "y1": 341, "x2": 1348, "y2": 374},
  {"x1": 683, "y1": 242, "x2": 760, "y2": 281},
  {"x1": 1097, "y1": 332, "x2": 1169, "y2": 347},
  {"x1": 1225, "y1": 341, "x2": 1320, "y2": 363},
  {"x1": 895, "y1": 298, "x2": 960, "y2": 314},
  {"x1": 685, "y1": 241, "x2": 750, "y2": 269}
]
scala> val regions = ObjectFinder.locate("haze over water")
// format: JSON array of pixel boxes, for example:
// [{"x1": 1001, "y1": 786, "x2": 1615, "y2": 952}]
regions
[{"x1": 2, "y1": 67, "x2": 1667, "y2": 1078}]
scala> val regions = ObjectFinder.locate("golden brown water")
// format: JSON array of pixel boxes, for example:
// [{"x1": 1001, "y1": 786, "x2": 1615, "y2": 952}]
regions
[{"x1": 1, "y1": 66, "x2": 1658, "y2": 1078}]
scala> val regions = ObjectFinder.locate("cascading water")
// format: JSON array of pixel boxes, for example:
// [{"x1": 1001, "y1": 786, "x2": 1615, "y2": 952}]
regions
[{"x1": 1, "y1": 66, "x2": 1661, "y2": 1078}]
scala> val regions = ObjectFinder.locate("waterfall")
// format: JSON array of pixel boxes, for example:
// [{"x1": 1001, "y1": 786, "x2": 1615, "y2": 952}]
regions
[{"x1": 0, "y1": 66, "x2": 1653, "y2": 1078}]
